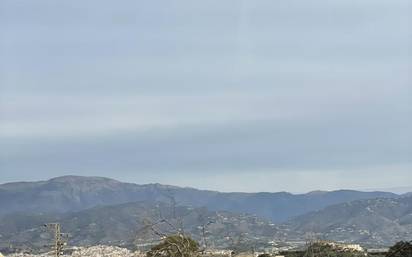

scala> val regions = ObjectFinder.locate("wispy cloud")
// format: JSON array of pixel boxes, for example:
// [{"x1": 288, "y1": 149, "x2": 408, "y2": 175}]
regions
[{"x1": 1, "y1": 0, "x2": 411, "y2": 191}]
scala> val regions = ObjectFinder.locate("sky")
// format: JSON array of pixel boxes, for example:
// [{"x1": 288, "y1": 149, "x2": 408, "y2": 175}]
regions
[{"x1": 0, "y1": 0, "x2": 411, "y2": 193}]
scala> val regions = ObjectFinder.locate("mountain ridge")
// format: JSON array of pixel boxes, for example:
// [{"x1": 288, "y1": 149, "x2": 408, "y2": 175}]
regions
[
  {"x1": 0, "y1": 176, "x2": 400, "y2": 222},
  {"x1": 1, "y1": 175, "x2": 399, "y2": 195}
]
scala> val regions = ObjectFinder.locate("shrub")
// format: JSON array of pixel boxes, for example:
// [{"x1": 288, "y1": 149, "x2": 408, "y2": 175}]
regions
[{"x1": 147, "y1": 235, "x2": 199, "y2": 257}]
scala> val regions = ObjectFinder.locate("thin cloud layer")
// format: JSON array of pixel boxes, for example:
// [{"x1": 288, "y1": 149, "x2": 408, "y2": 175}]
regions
[{"x1": 0, "y1": 0, "x2": 411, "y2": 191}]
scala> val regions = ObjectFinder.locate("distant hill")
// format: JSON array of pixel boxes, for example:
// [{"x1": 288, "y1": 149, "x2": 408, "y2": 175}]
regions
[
  {"x1": 0, "y1": 201, "x2": 281, "y2": 251},
  {"x1": 1, "y1": 197, "x2": 412, "y2": 251},
  {"x1": 286, "y1": 196, "x2": 412, "y2": 246},
  {"x1": 0, "y1": 176, "x2": 399, "y2": 222}
]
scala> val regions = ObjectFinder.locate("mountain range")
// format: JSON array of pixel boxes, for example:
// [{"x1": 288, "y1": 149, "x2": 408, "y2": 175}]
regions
[
  {"x1": 0, "y1": 176, "x2": 399, "y2": 222},
  {"x1": 0, "y1": 176, "x2": 411, "y2": 251}
]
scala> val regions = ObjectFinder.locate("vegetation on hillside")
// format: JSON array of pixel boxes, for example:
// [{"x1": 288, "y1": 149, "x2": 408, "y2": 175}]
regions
[{"x1": 386, "y1": 241, "x2": 412, "y2": 257}]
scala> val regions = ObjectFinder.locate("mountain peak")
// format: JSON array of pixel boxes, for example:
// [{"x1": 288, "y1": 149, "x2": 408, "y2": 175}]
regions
[
  {"x1": 306, "y1": 190, "x2": 328, "y2": 195},
  {"x1": 49, "y1": 175, "x2": 120, "y2": 183}
]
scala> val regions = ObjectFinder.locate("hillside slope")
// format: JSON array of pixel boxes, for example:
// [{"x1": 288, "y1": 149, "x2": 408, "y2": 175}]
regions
[
  {"x1": 2, "y1": 197, "x2": 412, "y2": 251},
  {"x1": 0, "y1": 201, "x2": 282, "y2": 251},
  {"x1": 286, "y1": 196, "x2": 412, "y2": 246}
]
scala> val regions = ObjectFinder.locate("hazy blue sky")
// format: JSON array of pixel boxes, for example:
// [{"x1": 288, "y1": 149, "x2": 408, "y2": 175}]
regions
[{"x1": 1, "y1": 0, "x2": 411, "y2": 192}]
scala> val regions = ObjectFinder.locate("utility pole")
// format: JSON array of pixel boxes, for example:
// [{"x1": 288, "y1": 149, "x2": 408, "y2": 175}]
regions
[
  {"x1": 304, "y1": 233, "x2": 316, "y2": 257},
  {"x1": 44, "y1": 223, "x2": 68, "y2": 257},
  {"x1": 201, "y1": 220, "x2": 214, "y2": 251}
]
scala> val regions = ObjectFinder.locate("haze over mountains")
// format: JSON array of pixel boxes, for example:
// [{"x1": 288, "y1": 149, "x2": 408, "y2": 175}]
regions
[
  {"x1": 0, "y1": 176, "x2": 411, "y2": 250},
  {"x1": 0, "y1": 176, "x2": 400, "y2": 222}
]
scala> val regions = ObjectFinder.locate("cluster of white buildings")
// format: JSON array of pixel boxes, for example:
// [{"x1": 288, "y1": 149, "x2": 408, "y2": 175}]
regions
[
  {"x1": 3, "y1": 246, "x2": 145, "y2": 257},
  {"x1": 70, "y1": 245, "x2": 144, "y2": 257},
  {"x1": 0, "y1": 241, "x2": 369, "y2": 257}
]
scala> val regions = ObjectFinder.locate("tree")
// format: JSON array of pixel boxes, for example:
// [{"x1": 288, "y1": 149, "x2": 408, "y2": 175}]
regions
[
  {"x1": 386, "y1": 241, "x2": 412, "y2": 257},
  {"x1": 146, "y1": 235, "x2": 199, "y2": 257}
]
